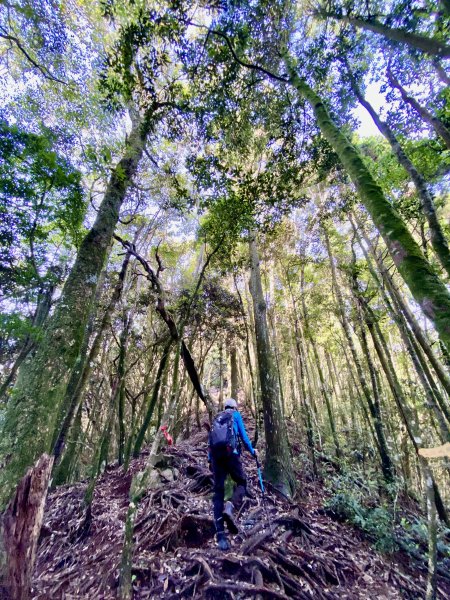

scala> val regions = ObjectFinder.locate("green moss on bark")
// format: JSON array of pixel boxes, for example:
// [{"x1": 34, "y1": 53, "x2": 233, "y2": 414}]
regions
[
  {"x1": 285, "y1": 58, "x2": 450, "y2": 353},
  {"x1": 249, "y1": 236, "x2": 296, "y2": 497},
  {"x1": 0, "y1": 116, "x2": 148, "y2": 508}
]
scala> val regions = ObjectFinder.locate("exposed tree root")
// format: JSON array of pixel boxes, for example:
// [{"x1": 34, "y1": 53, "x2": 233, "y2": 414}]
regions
[{"x1": 31, "y1": 429, "x2": 450, "y2": 599}]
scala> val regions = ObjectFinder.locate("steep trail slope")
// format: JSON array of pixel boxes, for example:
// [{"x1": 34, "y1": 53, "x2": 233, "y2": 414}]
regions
[{"x1": 32, "y1": 427, "x2": 449, "y2": 599}]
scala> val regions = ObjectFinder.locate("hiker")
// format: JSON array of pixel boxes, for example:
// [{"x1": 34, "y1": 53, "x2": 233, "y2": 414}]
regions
[{"x1": 208, "y1": 397, "x2": 257, "y2": 551}]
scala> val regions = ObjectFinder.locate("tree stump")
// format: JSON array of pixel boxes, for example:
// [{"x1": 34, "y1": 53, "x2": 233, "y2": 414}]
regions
[{"x1": 1, "y1": 454, "x2": 54, "y2": 600}]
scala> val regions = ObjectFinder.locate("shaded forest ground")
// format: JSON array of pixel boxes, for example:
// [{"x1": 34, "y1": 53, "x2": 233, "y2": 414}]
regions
[{"x1": 31, "y1": 418, "x2": 450, "y2": 599}]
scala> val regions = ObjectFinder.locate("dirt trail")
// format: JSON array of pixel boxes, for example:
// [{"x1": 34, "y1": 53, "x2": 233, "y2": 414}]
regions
[{"x1": 32, "y1": 428, "x2": 449, "y2": 599}]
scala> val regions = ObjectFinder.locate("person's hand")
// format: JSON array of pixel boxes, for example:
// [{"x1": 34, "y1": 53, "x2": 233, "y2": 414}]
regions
[{"x1": 253, "y1": 449, "x2": 258, "y2": 459}]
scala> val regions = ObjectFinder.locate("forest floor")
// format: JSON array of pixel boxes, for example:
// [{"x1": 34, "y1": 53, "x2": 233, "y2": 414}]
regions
[{"x1": 31, "y1": 420, "x2": 450, "y2": 599}]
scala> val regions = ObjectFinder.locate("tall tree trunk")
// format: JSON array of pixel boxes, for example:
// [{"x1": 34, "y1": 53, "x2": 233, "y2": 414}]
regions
[
  {"x1": 55, "y1": 402, "x2": 82, "y2": 485},
  {"x1": 248, "y1": 235, "x2": 295, "y2": 496},
  {"x1": 268, "y1": 308, "x2": 286, "y2": 417},
  {"x1": 354, "y1": 216, "x2": 450, "y2": 397},
  {"x1": 0, "y1": 110, "x2": 149, "y2": 507},
  {"x1": 351, "y1": 220, "x2": 450, "y2": 431},
  {"x1": 356, "y1": 314, "x2": 395, "y2": 482},
  {"x1": 299, "y1": 262, "x2": 341, "y2": 459},
  {"x1": 286, "y1": 59, "x2": 450, "y2": 352},
  {"x1": 51, "y1": 248, "x2": 133, "y2": 483},
  {"x1": 316, "y1": 11, "x2": 450, "y2": 57},
  {"x1": 117, "y1": 313, "x2": 131, "y2": 466},
  {"x1": 323, "y1": 227, "x2": 393, "y2": 480},
  {"x1": 230, "y1": 343, "x2": 239, "y2": 400},
  {"x1": 287, "y1": 286, "x2": 317, "y2": 476},
  {"x1": 346, "y1": 69, "x2": 450, "y2": 277},
  {"x1": 362, "y1": 298, "x2": 449, "y2": 525},
  {"x1": 343, "y1": 343, "x2": 381, "y2": 457},
  {"x1": 133, "y1": 339, "x2": 173, "y2": 457},
  {"x1": 234, "y1": 275, "x2": 261, "y2": 438},
  {"x1": 387, "y1": 69, "x2": 450, "y2": 150}
]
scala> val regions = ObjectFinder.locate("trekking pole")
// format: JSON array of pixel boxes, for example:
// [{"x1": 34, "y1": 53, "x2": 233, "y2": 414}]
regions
[{"x1": 255, "y1": 455, "x2": 274, "y2": 534}]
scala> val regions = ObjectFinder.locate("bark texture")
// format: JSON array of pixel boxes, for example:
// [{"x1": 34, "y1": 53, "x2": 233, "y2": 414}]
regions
[
  {"x1": 248, "y1": 235, "x2": 295, "y2": 496},
  {"x1": 51, "y1": 248, "x2": 133, "y2": 484},
  {"x1": 1, "y1": 454, "x2": 54, "y2": 600}
]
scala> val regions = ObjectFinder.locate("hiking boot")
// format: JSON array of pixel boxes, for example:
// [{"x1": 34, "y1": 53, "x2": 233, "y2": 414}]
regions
[
  {"x1": 223, "y1": 501, "x2": 239, "y2": 534},
  {"x1": 217, "y1": 532, "x2": 230, "y2": 551}
]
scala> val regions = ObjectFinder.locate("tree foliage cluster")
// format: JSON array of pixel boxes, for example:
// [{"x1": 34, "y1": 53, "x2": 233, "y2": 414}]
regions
[{"x1": 1, "y1": 0, "x2": 450, "y2": 595}]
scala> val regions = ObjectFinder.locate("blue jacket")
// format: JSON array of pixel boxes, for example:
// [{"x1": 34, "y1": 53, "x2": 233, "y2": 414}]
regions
[
  {"x1": 209, "y1": 408, "x2": 255, "y2": 458},
  {"x1": 230, "y1": 409, "x2": 255, "y2": 455}
]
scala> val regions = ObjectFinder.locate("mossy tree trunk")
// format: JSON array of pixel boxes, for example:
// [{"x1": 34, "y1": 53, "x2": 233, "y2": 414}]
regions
[
  {"x1": 286, "y1": 59, "x2": 450, "y2": 353},
  {"x1": 351, "y1": 221, "x2": 450, "y2": 433},
  {"x1": 51, "y1": 248, "x2": 133, "y2": 485},
  {"x1": 0, "y1": 111, "x2": 149, "y2": 507},
  {"x1": 132, "y1": 339, "x2": 173, "y2": 458},
  {"x1": 248, "y1": 234, "x2": 295, "y2": 496},
  {"x1": 347, "y1": 69, "x2": 450, "y2": 278},
  {"x1": 354, "y1": 216, "x2": 450, "y2": 397},
  {"x1": 54, "y1": 402, "x2": 82, "y2": 485}
]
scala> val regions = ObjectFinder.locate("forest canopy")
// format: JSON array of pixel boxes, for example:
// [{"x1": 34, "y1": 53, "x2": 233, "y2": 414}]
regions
[{"x1": 0, "y1": 0, "x2": 449, "y2": 598}]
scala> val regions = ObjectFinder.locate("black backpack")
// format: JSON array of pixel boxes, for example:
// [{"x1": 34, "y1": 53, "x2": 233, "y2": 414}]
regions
[{"x1": 209, "y1": 410, "x2": 237, "y2": 456}]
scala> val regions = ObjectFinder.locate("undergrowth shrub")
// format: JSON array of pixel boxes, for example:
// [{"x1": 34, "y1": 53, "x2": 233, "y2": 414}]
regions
[
  {"x1": 324, "y1": 471, "x2": 397, "y2": 553},
  {"x1": 324, "y1": 469, "x2": 450, "y2": 562}
]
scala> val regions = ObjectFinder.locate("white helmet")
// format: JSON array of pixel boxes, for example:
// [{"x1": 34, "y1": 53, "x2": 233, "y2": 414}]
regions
[{"x1": 224, "y1": 398, "x2": 237, "y2": 409}]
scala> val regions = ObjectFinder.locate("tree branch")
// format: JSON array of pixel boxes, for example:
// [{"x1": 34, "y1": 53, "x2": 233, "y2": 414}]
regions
[
  {"x1": 0, "y1": 29, "x2": 69, "y2": 85},
  {"x1": 189, "y1": 22, "x2": 290, "y2": 83}
]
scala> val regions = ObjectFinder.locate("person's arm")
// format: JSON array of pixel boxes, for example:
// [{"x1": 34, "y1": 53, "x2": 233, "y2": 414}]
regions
[{"x1": 234, "y1": 411, "x2": 255, "y2": 455}]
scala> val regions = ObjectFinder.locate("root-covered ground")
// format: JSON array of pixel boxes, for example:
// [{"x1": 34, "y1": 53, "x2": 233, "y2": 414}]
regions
[{"x1": 32, "y1": 428, "x2": 450, "y2": 599}]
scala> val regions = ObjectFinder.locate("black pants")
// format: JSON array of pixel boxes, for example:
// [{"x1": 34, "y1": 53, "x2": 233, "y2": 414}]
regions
[{"x1": 211, "y1": 452, "x2": 247, "y2": 533}]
